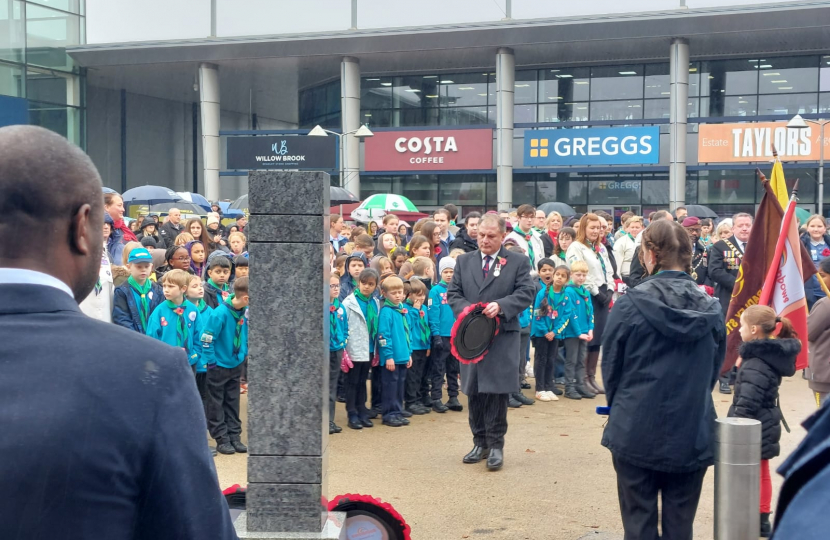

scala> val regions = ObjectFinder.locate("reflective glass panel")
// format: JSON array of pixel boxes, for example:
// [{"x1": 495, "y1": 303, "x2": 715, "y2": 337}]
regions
[
  {"x1": 27, "y1": 69, "x2": 70, "y2": 104},
  {"x1": 27, "y1": 0, "x2": 81, "y2": 13},
  {"x1": 514, "y1": 70, "x2": 537, "y2": 104},
  {"x1": 393, "y1": 76, "x2": 430, "y2": 108},
  {"x1": 697, "y1": 169, "x2": 757, "y2": 204},
  {"x1": 360, "y1": 176, "x2": 393, "y2": 200},
  {"x1": 820, "y1": 56, "x2": 830, "y2": 91},
  {"x1": 644, "y1": 63, "x2": 671, "y2": 99},
  {"x1": 820, "y1": 93, "x2": 830, "y2": 114},
  {"x1": 438, "y1": 73, "x2": 488, "y2": 107},
  {"x1": 362, "y1": 77, "x2": 394, "y2": 108},
  {"x1": 644, "y1": 99, "x2": 669, "y2": 120},
  {"x1": 28, "y1": 100, "x2": 80, "y2": 142},
  {"x1": 590, "y1": 65, "x2": 644, "y2": 100},
  {"x1": 540, "y1": 68, "x2": 590, "y2": 102},
  {"x1": 689, "y1": 63, "x2": 701, "y2": 97},
  {"x1": 641, "y1": 180, "x2": 669, "y2": 205},
  {"x1": 393, "y1": 175, "x2": 439, "y2": 206},
  {"x1": 514, "y1": 104, "x2": 536, "y2": 123},
  {"x1": 0, "y1": 0, "x2": 24, "y2": 64},
  {"x1": 700, "y1": 59, "x2": 758, "y2": 96},
  {"x1": 588, "y1": 179, "x2": 641, "y2": 205},
  {"x1": 538, "y1": 102, "x2": 589, "y2": 122},
  {"x1": 0, "y1": 61, "x2": 23, "y2": 97},
  {"x1": 439, "y1": 106, "x2": 490, "y2": 125},
  {"x1": 439, "y1": 175, "x2": 487, "y2": 206},
  {"x1": 590, "y1": 100, "x2": 643, "y2": 121},
  {"x1": 758, "y1": 93, "x2": 818, "y2": 116},
  {"x1": 361, "y1": 109, "x2": 392, "y2": 128},
  {"x1": 26, "y1": 4, "x2": 81, "y2": 70},
  {"x1": 757, "y1": 56, "x2": 818, "y2": 94},
  {"x1": 700, "y1": 96, "x2": 757, "y2": 117}
]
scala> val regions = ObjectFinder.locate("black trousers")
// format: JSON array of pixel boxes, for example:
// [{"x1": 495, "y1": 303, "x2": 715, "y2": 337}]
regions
[
  {"x1": 381, "y1": 364, "x2": 407, "y2": 420},
  {"x1": 405, "y1": 349, "x2": 429, "y2": 408},
  {"x1": 612, "y1": 455, "x2": 707, "y2": 540},
  {"x1": 329, "y1": 350, "x2": 342, "y2": 423},
  {"x1": 345, "y1": 361, "x2": 371, "y2": 422},
  {"x1": 532, "y1": 336, "x2": 558, "y2": 392},
  {"x1": 519, "y1": 330, "x2": 530, "y2": 385},
  {"x1": 468, "y1": 392, "x2": 509, "y2": 450},
  {"x1": 370, "y1": 364, "x2": 382, "y2": 410},
  {"x1": 206, "y1": 364, "x2": 243, "y2": 444},
  {"x1": 195, "y1": 371, "x2": 209, "y2": 420},
  {"x1": 589, "y1": 293, "x2": 609, "y2": 352},
  {"x1": 430, "y1": 340, "x2": 459, "y2": 401}
]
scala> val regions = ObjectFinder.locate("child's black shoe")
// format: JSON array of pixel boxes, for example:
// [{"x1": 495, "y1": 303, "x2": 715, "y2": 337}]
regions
[
  {"x1": 231, "y1": 440, "x2": 247, "y2": 453},
  {"x1": 216, "y1": 442, "x2": 235, "y2": 455},
  {"x1": 382, "y1": 417, "x2": 403, "y2": 427}
]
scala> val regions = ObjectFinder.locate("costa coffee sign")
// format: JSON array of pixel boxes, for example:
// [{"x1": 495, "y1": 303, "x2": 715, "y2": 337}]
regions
[{"x1": 364, "y1": 128, "x2": 493, "y2": 171}]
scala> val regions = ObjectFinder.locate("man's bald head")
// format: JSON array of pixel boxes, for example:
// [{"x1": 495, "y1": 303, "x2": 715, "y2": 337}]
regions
[{"x1": 0, "y1": 125, "x2": 104, "y2": 300}]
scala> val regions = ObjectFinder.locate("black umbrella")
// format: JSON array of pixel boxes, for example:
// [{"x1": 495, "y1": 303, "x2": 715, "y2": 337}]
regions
[
  {"x1": 537, "y1": 201, "x2": 577, "y2": 217},
  {"x1": 682, "y1": 204, "x2": 719, "y2": 219},
  {"x1": 331, "y1": 186, "x2": 359, "y2": 205}
]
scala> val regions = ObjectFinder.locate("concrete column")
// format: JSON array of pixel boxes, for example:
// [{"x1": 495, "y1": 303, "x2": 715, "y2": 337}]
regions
[
  {"x1": 341, "y1": 57, "x2": 361, "y2": 198},
  {"x1": 199, "y1": 63, "x2": 221, "y2": 201},
  {"x1": 669, "y1": 38, "x2": 689, "y2": 211},
  {"x1": 237, "y1": 170, "x2": 345, "y2": 540},
  {"x1": 496, "y1": 48, "x2": 515, "y2": 211}
]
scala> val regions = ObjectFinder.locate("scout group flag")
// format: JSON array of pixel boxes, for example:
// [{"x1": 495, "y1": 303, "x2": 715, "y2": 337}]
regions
[
  {"x1": 758, "y1": 189, "x2": 811, "y2": 369},
  {"x1": 722, "y1": 172, "x2": 815, "y2": 374}
]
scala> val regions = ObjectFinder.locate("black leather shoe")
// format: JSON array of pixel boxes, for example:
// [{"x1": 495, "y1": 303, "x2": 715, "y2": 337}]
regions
[
  {"x1": 551, "y1": 386, "x2": 564, "y2": 396},
  {"x1": 719, "y1": 381, "x2": 732, "y2": 394},
  {"x1": 512, "y1": 392, "x2": 535, "y2": 405},
  {"x1": 486, "y1": 448, "x2": 504, "y2": 471},
  {"x1": 400, "y1": 409, "x2": 413, "y2": 417},
  {"x1": 336, "y1": 395, "x2": 346, "y2": 403},
  {"x1": 446, "y1": 397, "x2": 464, "y2": 412},
  {"x1": 230, "y1": 440, "x2": 247, "y2": 453},
  {"x1": 406, "y1": 405, "x2": 428, "y2": 415},
  {"x1": 329, "y1": 421, "x2": 342, "y2": 434},
  {"x1": 399, "y1": 417, "x2": 410, "y2": 425},
  {"x1": 216, "y1": 442, "x2": 235, "y2": 455},
  {"x1": 508, "y1": 395, "x2": 523, "y2": 408},
  {"x1": 432, "y1": 399, "x2": 448, "y2": 413},
  {"x1": 520, "y1": 382, "x2": 532, "y2": 389},
  {"x1": 348, "y1": 420, "x2": 363, "y2": 430},
  {"x1": 382, "y1": 417, "x2": 403, "y2": 427},
  {"x1": 462, "y1": 446, "x2": 490, "y2": 464},
  {"x1": 368, "y1": 408, "x2": 380, "y2": 419},
  {"x1": 360, "y1": 418, "x2": 374, "y2": 428}
]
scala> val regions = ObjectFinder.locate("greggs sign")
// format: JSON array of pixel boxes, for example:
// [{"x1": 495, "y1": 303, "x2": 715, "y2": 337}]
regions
[
  {"x1": 699, "y1": 122, "x2": 830, "y2": 163},
  {"x1": 364, "y1": 129, "x2": 493, "y2": 171}
]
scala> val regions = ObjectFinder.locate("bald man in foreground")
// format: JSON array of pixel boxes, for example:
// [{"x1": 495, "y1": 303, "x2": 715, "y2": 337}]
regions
[{"x1": 0, "y1": 126, "x2": 237, "y2": 539}]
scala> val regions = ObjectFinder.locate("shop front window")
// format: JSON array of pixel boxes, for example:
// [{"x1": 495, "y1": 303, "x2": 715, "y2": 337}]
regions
[
  {"x1": 697, "y1": 169, "x2": 758, "y2": 204},
  {"x1": 392, "y1": 174, "x2": 439, "y2": 206},
  {"x1": 439, "y1": 175, "x2": 488, "y2": 206},
  {"x1": 591, "y1": 65, "x2": 644, "y2": 101},
  {"x1": 588, "y1": 179, "x2": 642, "y2": 205}
]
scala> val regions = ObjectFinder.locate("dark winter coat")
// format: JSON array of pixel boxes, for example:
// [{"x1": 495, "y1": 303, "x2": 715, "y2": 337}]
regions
[
  {"x1": 728, "y1": 338, "x2": 799, "y2": 460},
  {"x1": 773, "y1": 401, "x2": 830, "y2": 539},
  {"x1": 540, "y1": 231, "x2": 556, "y2": 258},
  {"x1": 448, "y1": 228, "x2": 478, "y2": 253},
  {"x1": 601, "y1": 271, "x2": 726, "y2": 473},
  {"x1": 626, "y1": 245, "x2": 647, "y2": 287},
  {"x1": 112, "y1": 281, "x2": 165, "y2": 333},
  {"x1": 800, "y1": 232, "x2": 830, "y2": 309}
]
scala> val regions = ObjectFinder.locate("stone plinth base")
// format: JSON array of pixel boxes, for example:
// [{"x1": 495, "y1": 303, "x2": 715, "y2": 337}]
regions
[{"x1": 234, "y1": 511, "x2": 346, "y2": 540}]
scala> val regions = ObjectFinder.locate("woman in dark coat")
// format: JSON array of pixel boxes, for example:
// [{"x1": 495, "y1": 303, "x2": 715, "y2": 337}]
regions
[
  {"x1": 601, "y1": 220, "x2": 726, "y2": 540},
  {"x1": 728, "y1": 304, "x2": 799, "y2": 537}
]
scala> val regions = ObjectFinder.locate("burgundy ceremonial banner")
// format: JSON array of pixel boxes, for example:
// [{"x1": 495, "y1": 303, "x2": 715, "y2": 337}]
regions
[{"x1": 722, "y1": 177, "x2": 815, "y2": 375}]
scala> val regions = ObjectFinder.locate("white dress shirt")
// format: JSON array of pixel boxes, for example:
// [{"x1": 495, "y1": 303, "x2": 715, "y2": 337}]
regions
[{"x1": 0, "y1": 268, "x2": 74, "y2": 298}]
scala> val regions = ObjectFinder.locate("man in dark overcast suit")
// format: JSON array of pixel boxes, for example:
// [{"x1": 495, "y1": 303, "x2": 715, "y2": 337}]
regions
[
  {"x1": 447, "y1": 214, "x2": 535, "y2": 471},
  {"x1": 0, "y1": 125, "x2": 237, "y2": 540}
]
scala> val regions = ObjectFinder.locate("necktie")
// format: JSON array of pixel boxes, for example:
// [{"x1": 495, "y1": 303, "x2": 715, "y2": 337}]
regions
[{"x1": 483, "y1": 255, "x2": 492, "y2": 279}]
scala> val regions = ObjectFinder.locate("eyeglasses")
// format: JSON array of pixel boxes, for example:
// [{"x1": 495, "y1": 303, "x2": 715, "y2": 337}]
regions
[
  {"x1": 173, "y1": 256, "x2": 191, "y2": 262},
  {"x1": 329, "y1": 284, "x2": 340, "y2": 289}
]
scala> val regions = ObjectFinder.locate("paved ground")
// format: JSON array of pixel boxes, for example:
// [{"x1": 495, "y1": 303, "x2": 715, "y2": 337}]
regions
[{"x1": 215, "y1": 372, "x2": 818, "y2": 539}]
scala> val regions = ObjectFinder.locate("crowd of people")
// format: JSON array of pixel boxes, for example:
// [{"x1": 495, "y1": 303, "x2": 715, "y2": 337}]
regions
[
  {"x1": 328, "y1": 201, "x2": 830, "y2": 538},
  {"x1": 80, "y1": 193, "x2": 252, "y2": 457}
]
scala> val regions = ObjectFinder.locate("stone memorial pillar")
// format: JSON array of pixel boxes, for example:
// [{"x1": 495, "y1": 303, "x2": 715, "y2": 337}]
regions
[{"x1": 235, "y1": 170, "x2": 345, "y2": 540}]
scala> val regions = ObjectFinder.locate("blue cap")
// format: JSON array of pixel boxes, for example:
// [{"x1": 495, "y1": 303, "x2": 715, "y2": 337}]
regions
[{"x1": 128, "y1": 248, "x2": 153, "y2": 263}]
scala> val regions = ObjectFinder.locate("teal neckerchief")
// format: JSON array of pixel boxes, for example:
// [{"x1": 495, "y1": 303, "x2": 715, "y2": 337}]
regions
[
  {"x1": 224, "y1": 294, "x2": 245, "y2": 357},
  {"x1": 164, "y1": 300, "x2": 187, "y2": 350},
  {"x1": 384, "y1": 299, "x2": 411, "y2": 349},
  {"x1": 354, "y1": 290, "x2": 378, "y2": 337},
  {"x1": 589, "y1": 241, "x2": 607, "y2": 277},
  {"x1": 407, "y1": 299, "x2": 429, "y2": 344},
  {"x1": 189, "y1": 297, "x2": 207, "y2": 313},
  {"x1": 128, "y1": 276, "x2": 153, "y2": 332},
  {"x1": 568, "y1": 282, "x2": 590, "y2": 300},
  {"x1": 330, "y1": 298, "x2": 342, "y2": 339},
  {"x1": 438, "y1": 280, "x2": 448, "y2": 287},
  {"x1": 548, "y1": 285, "x2": 565, "y2": 313},
  {"x1": 516, "y1": 226, "x2": 535, "y2": 261}
]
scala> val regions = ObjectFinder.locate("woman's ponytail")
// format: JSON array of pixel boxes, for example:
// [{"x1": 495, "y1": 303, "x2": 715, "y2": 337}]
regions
[
  {"x1": 776, "y1": 316, "x2": 796, "y2": 339},
  {"x1": 744, "y1": 305, "x2": 798, "y2": 339}
]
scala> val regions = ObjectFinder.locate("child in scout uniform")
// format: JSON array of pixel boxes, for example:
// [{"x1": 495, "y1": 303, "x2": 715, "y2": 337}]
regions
[
  {"x1": 562, "y1": 260, "x2": 596, "y2": 400},
  {"x1": 428, "y1": 257, "x2": 461, "y2": 413},
  {"x1": 328, "y1": 274, "x2": 349, "y2": 435},
  {"x1": 404, "y1": 278, "x2": 432, "y2": 415},
  {"x1": 200, "y1": 276, "x2": 250, "y2": 455},
  {"x1": 187, "y1": 274, "x2": 213, "y2": 415},
  {"x1": 377, "y1": 276, "x2": 413, "y2": 427},
  {"x1": 145, "y1": 269, "x2": 201, "y2": 369},
  {"x1": 342, "y1": 268, "x2": 380, "y2": 430},
  {"x1": 112, "y1": 247, "x2": 163, "y2": 333},
  {"x1": 531, "y1": 260, "x2": 573, "y2": 402},
  {"x1": 204, "y1": 253, "x2": 234, "y2": 309}
]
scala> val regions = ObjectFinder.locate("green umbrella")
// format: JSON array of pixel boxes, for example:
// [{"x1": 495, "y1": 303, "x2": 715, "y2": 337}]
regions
[
  {"x1": 358, "y1": 194, "x2": 419, "y2": 212},
  {"x1": 795, "y1": 207, "x2": 811, "y2": 227}
]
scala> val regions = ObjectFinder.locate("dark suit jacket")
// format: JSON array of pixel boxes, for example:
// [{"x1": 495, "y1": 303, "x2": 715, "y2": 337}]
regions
[
  {"x1": 0, "y1": 284, "x2": 237, "y2": 540},
  {"x1": 709, "y1": 238, "x2": 745, "y2": 316},
  {"x1": 447, "y1": 248, "x2": 535, "y2": 395}
]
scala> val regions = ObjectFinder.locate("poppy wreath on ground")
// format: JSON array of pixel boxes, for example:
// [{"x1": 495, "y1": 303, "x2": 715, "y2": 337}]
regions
[
  {"x1": 450, "y1": 302, "x2": 500, "y2": 364},
  {"x1": 328, "y1": 493, "x2": 411, "y2": 540}
]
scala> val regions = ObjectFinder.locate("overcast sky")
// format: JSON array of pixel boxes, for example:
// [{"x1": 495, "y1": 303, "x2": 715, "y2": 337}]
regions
[{"x1": 85, "y1": 0, "x2": 806, "y2": 44}]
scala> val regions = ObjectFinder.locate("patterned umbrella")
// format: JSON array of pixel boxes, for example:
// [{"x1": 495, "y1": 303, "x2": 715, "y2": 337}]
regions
[{"x1": 358, "y1": 194, "x2": 419, "y2": 212}]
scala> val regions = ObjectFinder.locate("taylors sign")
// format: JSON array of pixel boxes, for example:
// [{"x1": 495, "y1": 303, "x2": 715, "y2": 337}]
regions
[
  {"x1": 698, "y1": 122, "x2": 830, "y2": 163},
  {"x1": 364, "y1": 128, "x2": 493, "y2": 171},
  {"x1": 226, "y1": 135, "x2": 336, "y2": 170}
]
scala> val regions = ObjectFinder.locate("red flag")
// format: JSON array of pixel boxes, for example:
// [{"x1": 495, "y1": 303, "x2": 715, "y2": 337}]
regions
[
  {"x1": 722, "y1": 175, "x2": 815, "y2": 374},
  {"x1": 759, "y1": 194, "x2": 811, "y2": 369}
]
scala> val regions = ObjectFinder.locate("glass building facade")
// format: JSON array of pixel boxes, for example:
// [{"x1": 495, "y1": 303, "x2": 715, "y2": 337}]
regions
[
  {"x1": 300, "y1": 54, "x2": 830, "y2": 218},
  {"x1": 0, "y1": 0, "x2": 85, "y2": 145}
]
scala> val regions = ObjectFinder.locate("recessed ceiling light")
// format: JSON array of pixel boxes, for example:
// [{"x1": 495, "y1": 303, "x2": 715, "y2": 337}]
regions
[
  {"x1": 619, "y1": 71, "x2": 638, "y2": 75},
  {"x1": 514, "y1": 84, "x2": 531, "y2": 88},
  {"x1": 738, "y1": 100, "x2": 748, "y2": 104},
  {"x1": 661, "y1": 92, "x2": 671, "y2": 95},
  {"x1": 366, "y1": 78, "x2": 380, "y2": 81},
  {"x1": 557, "y1": 74, "x2": 573, "y2": 78},
  {"x1": 760, "y1": 64, "x2": 772, "y2": 68},
  {"x1": 405, "y1": 89, "x2": 421, "y2": 92},
  {"x1": 425, "y1": 95, "x2": 438, "y2": 98},
  {"x1": 423, "y1": 76, "x2": 438, "y2": 78},
  {"x1": 380, "y1": 82, "x2": 392, "y2": 86},
  {"x1": 771, "y1": 80, "x2": 787, "y2": 83},
  {"x1": 762, "y1": 72, "x2": 781, "y2": 76},
  {"x1": 689, "y1": 68, "x2": 698, "y2": 72},
  {"x1": 547, "y1": 96, "x2": 562, "y2": 99},
  {"x1": 477, "y1": 93, "x2": 487, "y2": 96},
  {"x1": 440, "y1": 80, "x2": 454, "y2": 84},
  {"x1": 748, "y1": 60, "x2": 759, "y2": 63},
  {"x1": 575, "y1": 81, "x2": 588, "y2": 85},
  {"x1": 577, "y1": 107, "x2": 587, "y2": 110},
  {"x1": 364, "y1": 113, "x2": 372, "y2": 116},
  {"x1": 778, "y1": 87, "x2": 793, "y2": 90},
  {"x1": 458, "y1": 87, "x2": 475, "y2": 90},
  {"x1": 550, "y1": 69, "x2": 560, "y2": 73}
]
